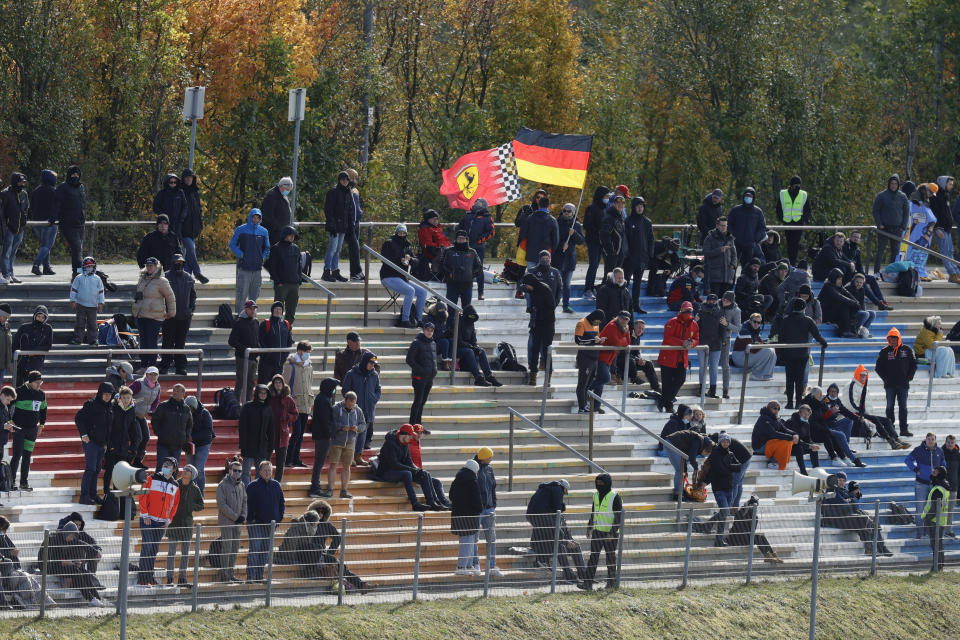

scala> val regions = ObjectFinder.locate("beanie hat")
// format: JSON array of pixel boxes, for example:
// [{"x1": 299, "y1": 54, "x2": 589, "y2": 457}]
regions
[
  {"x1": 477, "y1": 446, "x2": 494, "y2": 460},
  {"x1": 558, "y1": 479, "x2": 570, "y2": 491},
  {"x1": 183, "y1": 464, "x2": 199, "y2": 479},
  {"x1": 26, "y1": 371, "x2": 42, "y2": 383},
  {"x1": 718, "y1": 432, "x2": 732, "y2": 443},
  {"x1": 395, "y1": 223, "x2": 407, "y2": 235},
  {"x1": 465, "y1": 459, "x2": 480, "y2": 474},
  {"x1": 539, "y1": 249, "x2": 551, "y2": 257},
  {"x1": 0, "y1": 303, "x2": 10, "y2": 316},
  {"x1": 185, "y1": 396, "x2": 199, "y2": 410},
  {"x1": 798, "y1": 284, "x2": 813, "y2": 296},
  {"x1": 271, "y1": 300, "x2": 284, "y2": 311},
  {"x1": 156, "y1": 214, "x2": 170, "y2": 225},
  {"x1": 118, "y1": 361, "x2": 134, "y2": 376},
  {"x1": 790, "y1": 176, "x2": 802, "y2": 186},
  {"x1": 742, "y1": 186, "x2": 756, "y2": 198},
  {"x1": 562, "y1": 202, "x2": 577, "y2": 213},
  {"x1": 61, "y1": 522, "x2": 79, "y2": 533},
  {"x1": 711, "y1": 188, "x2": 723, "y2": 198}
]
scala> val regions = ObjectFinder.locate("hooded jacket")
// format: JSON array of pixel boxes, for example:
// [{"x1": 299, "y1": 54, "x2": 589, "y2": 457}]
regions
[
  {"x1": 189, "y1": 402, "x2": 215, "y2": 447},
  {"x1": 136, "y1": 221, "x2": 183, "y2": 270},
  {"x1": 265, "y1": 226, "x2": 302, "y2": 284},
  {"x1": 658, "y1": 311, "x2": 700, "y2": 369},
  {"x1": 696, "y1": 193, "x2": 724, "y2": 241},
  {"x1": 75, "y1": 383, "x2": 116, "y2": 446},
  {"x1": 872, "y1": 175, "x2": 910, "y2": 229},
  {"x1": 380, "y1": 232, "x2": 416, "y2": 281},
  {"x1": 238, "y1": 388, "x2": 274, "y2": 458},
  {"x1": 179, "y1": 168, "x2": 203, "y2": 239},
  {"x1": 217, "y1": 471, "x2": 248, "y2": 526},
  {"x1": 107, "y1": 396, "x2": 140, "y2": 459},
  {"x1": 664, "y1": 429, "x2": 710, "y2": 472},
  {"x1": 258, "y1": 312, "x2": 293, "y2": 379},
  {"x1": 282, "y1": 352, "x2": 315, "y2": 414},
  {"x1": 623, "y1": 199, "x2": 654, "y2": 268},
  {"x1": 163, "y1": 266, "x2": 196, "y2": 319},
  {"x1": 734, "y1": 262, "x2": 762, "y2": 310},
  {"x1": 70, "y1": 269, "x2": 105, "y2": 308},
  {"x1": 406, "y1": 332, "x2": 438, "y2": 380},
  {"x1": 263, "y1": 184, "x2": 293, "y2": 245},
  {"x1": 322, "y1": 173, "x2": 353, "y2": 236},
  {"x1": 913, "y1": 317, "x2": 945, "y2": 358},
  {"x1": 875, "y1": 327, "x2": 917, "y2": 388},
  {"x1": 0, "y1": 173, "x2": 29, "y2": 233},
  {"x1": 152, "y1": 174, "x2": 188, "y2": 235},
  {"x1": 553, "y1": 213, "x2": 584, "y2": 273},
  {"x1": 342, "y1": 352, "x2": 382, "y2": 423},
  {"x1": 818, "y1": 268, "x2": 859, "y2": 327},
  {"x1": 309, "y1": 378, "x2": 340, "y2": 440},
  {"x1": 229, "y1": 211, "x2": 271, "y2": 271},
  {"x1": 696, "y1": 302, "x2": 724, "y2": 350},
  {"x1": 702, "y1": 227, "x2": 738, "y2": 284},
  {"x1": 751, "y1": 406, "x2": 796, "y2": 451},
  {"x1": 55, "y1": 167, "x2": 85, "y2": 228},
  {"x1": 595, "y1": 273, "x2": 632, "y2": 325},
  {"x1": 29, "y1": 170, "x2": 58, "y2": 224},
  {"x1": 13, "y1": 306, "x2": 53, "y2": 357},
  {"x1": 474, "y1": 454, "x2": 497, "y2": 510},
  {"x1": 449, "y1": 466, "x2": 483, "y2": 536},
  {"x1": 523, "y1": 272, "x2": 558, "y2": 327},
  {"x1": 599, "y1": 204, "x2": 626, "y2": 258},
  {"x1": 659, "y1": 406, "x2": 694, "y2": 451},
  {"x1": 457, "y1": 200, "x2": 495, "y2": 247},
  {"x1": 720, "y1": 292, "x2": 742, "y2": 343},
  {"x1": 778, "y1": 298, "x2": 827, "y2": 359},
  {"x1": 930, "y1": 176, "x2": 953, "y2": 233},
  {"x1": 151, "y1": 397, "x2": 194, "y2": 449},
  {"x1": 519, "y1": 208, "x2": 559, "y2": 259},
  {"x1": 133, "y1": 267, "x2": 176, "y2": 322},
  {"x1": 583, "y1": 186, "x2": 610, "y2": 244},
  {"x1": 727, "y1": 201, "x2": 767, "y2": 246},
  {"x1": 706, "y1": 444, "x2": 742, "y2": 491},
  {"x1": 526, "y1": 481, "x2": 566, "y2": 516},
  {"x1": 269, "y1": 385, "x2": 298, "y2": 450},
  {"x1": 457, "y1": 304, "x2": 481, "y2": 348}
]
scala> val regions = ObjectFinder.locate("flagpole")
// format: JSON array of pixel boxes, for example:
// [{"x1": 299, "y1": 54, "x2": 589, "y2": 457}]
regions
[{"x1": 574, "y1": 187, "x2": 585, "y2": 217}]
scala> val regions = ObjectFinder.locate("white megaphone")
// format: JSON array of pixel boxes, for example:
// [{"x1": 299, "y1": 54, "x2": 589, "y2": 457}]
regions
[
  {"x1": 791, "y1": 467, "x2": 833, "y2": 496},
  {"x1": 111, "y1": 461, "x2": 150, "y2": 493}
]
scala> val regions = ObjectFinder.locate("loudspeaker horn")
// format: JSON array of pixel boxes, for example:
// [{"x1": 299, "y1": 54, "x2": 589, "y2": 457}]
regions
[
  {"x1": 791, "y1": 467, "x2": 833, "y2": 496},
  {"x1": 111, "y1": 461, "x2": 149, "y2": 492}
]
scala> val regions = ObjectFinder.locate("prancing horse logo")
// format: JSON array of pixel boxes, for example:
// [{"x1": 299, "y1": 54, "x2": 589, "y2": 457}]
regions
[{"x1": 455, "y1": 163, "x2": 479, "y2": 200}]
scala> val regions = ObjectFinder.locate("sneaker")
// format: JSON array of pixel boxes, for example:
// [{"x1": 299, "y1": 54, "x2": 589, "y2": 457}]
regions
[
  {"x1": 582, "y1": 290, "x2": 595, "y2": 300},
  {"x1": 196, "y1": 274, "x2": 210, "y2": 285},
  {"x1": 578, "y1": 408, "x2": 591, "y2": 414},
  {"x1": 89, "y1": 597, "x2": 106, "y2": 608},
  {"x1": 853, "y1": 458, "x2": 867, "y2": 468},
  {"x1": 455, "y1": 568, "x2": 481, "y2": 576},
  {"x1": 31, "y1": 265, "x2": 42, "y2": 276},
  {"x1": 309, "y1": 488, "x2": 333, "y2": 498},
  {"x1": 474, "y1": 377, "x2": 490, "y2": 387},
  {"x1": 857, "y1": 326, "x2": 871, "y2": 339},
  {"x1": 766, "y1": 462, "x2": 780, "y2": 469},
  {"x1": 0, "y1": 275, "x2": 8, "y2": 285},
  {"x1": 350, "y1": 272, "x2": 366, "y2": 281},
  {"x1": 489, "y1": 566, "x2": 504, "y2": 577},
  {"x1": 576, "y1": 581, "x2": 593, "y2": 591},
  {"x1": 42, "y1": 266, "x2": 56, "y2": 275},
  {"x1": 8, "y1": 276, "x2": 20, "y2": 284},
  {"x1": 485, "y1": 376, "x2": 503, "y2": 387},
  {"x1": 562, "y1": 306, "x2": 574, "y2": 314},
  {"x1": 19, "y1": 485, "x2": 32, "y2": 492}
]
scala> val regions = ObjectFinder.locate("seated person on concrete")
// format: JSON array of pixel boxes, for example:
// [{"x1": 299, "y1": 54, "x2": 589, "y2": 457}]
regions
[
  {"x1": 723, "y1": 495, "x2": 782, "y2": 564},
  {"x1": 751, "y1": 401, "x2": 809, "y2": 472},
  {"x1": 822, "y1": 473, "x2": 893, "y2": 557},
  {"x1": 406, "y1": 423, "x2": 453, "y2": 509},
  {"x1": 524, "y1": 479, "x2": 586, "y2": 585},
  {"x1": 46, "y1": 522, "x2": 107, "y2": 607},
  {"x1": 0, "y1": 515, "x2": 56, "y2": 608},
  {"x1": 784, "y1": 404, "x2": 822, "y2": 476},
  {"x1": 373, "y1": 424, "x2": 448, "y2": 512},
  {"x1": 803, "y1": 387, "x2": 864, "y2": 468}
]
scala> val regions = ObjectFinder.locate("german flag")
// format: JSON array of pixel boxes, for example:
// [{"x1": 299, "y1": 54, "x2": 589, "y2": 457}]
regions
[{"x1": 512, "y1": 127, "x2": 593, "y2": 189}]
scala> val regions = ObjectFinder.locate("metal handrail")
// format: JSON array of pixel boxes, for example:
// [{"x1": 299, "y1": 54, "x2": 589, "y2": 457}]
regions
[
  {"x1": 13, "y1": 348, "x2": 204, "y2": 397},
  {"x1": 927, "y1": 341, "x2": 960, "y2": 407},
  {"x1": 361, "y1": 243, "x2": 462, "y2": 385},
  {"x1": 506, "y1": 407, "x2": 605, "y2": 492},
  {"x1": 297, "y1": 271, "x2": 336, "y2": 369},
  {"x1": 875, "y1": 227, "x2": 960, "y2": 268}
]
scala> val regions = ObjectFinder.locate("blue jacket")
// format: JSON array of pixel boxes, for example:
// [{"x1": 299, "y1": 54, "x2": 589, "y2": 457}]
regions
[
  {"x1": 229, "y1": 211, "x2": 270, "y2": 270},
  {"x1": 69, "y1": 271, "x2": 105, "y2": 307},
  {"x1": 727, "y1": 203, "x2": 767, "y2": 246},
  {"x1": 905, "y1": 444, "x2": 946, "y2": 485},
  {"x1": 190, "y1": 405, "x2": 215, "y2": 447},
  {"x1": 246, "y1": 476, "x2": 285, "y2": 524},
  {"x1": 474, "y1": 456, "x2": 497, "y2": 510},
  {"x1": 341, "y1": 352, "x2": 382, "y2": 423}
]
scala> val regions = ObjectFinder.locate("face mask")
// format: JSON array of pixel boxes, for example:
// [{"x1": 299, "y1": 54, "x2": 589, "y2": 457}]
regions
[
  {"x1": 800, "y1": 416, "x2": 808, "y2": 422},
  {"x1": 682, "y1": 418, "x2": 690, "y2": 424},
  {"x1": 281, "y1": 188, "x2": 291, "y2": 196},
  {"x1": 161, "y1": 466, "x2": 173, "y2": 478},
  {"x1": 69, "y1": 175, "x2": 80, "y2": 184},
  {"x1": 173, "y1": 264, "x2": 184, "y2": 271},
  {"x1": 694, "y1": 276, "x2": 702, "y2": 283},
  {"x1": 828, "y1": 394, "x2": 838, "y2": 401},
  {"x1": 744, "y1": 196, "x2": 754, "y2": 205},
  {"x1": 83, "y1": 267, "x2": 95, "y2": 275},
  {"x1": 602, "y1": 197, "x2": 610, "y2": 205}
]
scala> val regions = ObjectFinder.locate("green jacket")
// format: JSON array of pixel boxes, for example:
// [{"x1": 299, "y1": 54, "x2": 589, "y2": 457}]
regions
[{"x1": 167, "y1": 481, "x2": 204, "y2": 541}]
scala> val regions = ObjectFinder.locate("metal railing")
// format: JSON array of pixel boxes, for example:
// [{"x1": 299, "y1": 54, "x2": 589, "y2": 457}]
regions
[
  {"x1": 297, "y1": 271, "x2": 336, "y2": 368},
  {"x1": 13, "y1": 348, "x2": 205, "y2": 396},
  {"x1": 361, "y1": 243, "x2": 462, "y2": 385},
  {"x1": 875, "y1": 227, "x2": 960, "y2": 268}
]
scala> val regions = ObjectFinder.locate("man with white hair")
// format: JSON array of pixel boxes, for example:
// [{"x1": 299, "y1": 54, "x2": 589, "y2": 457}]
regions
[{"x1": 260, "y1": 176, "x2": 293, "y2": 247}]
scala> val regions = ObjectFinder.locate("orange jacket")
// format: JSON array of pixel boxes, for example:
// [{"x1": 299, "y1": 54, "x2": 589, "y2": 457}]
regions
[
  {"x1": 139, "y1": 473, "x2": 181, "y2": 524},
  {"x1": 657, "y1": 314, "x2": 700, "y2": 368}
]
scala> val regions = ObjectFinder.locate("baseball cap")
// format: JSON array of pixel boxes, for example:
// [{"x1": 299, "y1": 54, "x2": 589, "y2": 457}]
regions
[
  {"x1": 244, "y1": 300, "x2": 258, "y2": 309},
  {"x1": 346, "y1": 331, "x2": 360, "y2": 342},
  {"x1": 680, "y1": 301, "x2": 694, "y2": 313},
  {"x1": 145, "y1": 366, "x2": 160, "y2": 376}
]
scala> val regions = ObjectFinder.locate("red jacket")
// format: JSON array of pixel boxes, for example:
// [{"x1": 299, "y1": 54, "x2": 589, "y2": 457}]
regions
[
  {"x1": 598, "y1": 320, "x2": 631, "y2": 366},
  {"x1": 657, "y1": 314, "x2": 700, "y2": 368},
  {"x1": 270, "y1": 393, "x2": 299, "y2": 449},
  {"x1": 418, "y1": 223, "x2": 451, "y2": 259},
  {"x1": 139, "y1": 474, "x2": 180, "y2": 524}
]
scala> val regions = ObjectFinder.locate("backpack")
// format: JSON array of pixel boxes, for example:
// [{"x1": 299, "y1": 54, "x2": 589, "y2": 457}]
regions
[
  {"x1": 214, "y1": 387, "x2": 241, "y2": 420},
  {"x1": 95, "y1": 492, "x2": 138, "y2": 521},
  {"x1": 214, "y1": 303, "x2": 235, "y2": 329},
  {"x1": 0, "y1": 461, "x2": 12, "y2": 493},
  {"x1": 300, "y1": 251, "x2": 312, "y2": 278},
  {"x1": 896, "y1": 266, "x2": 919, "y2": 297},
  {"x1": 494, "y1": 342, "x2": 527, "y2": 373},
  {"x1": 888, "y1": 501, "x2": 914, "y2": 525},
  {"x1": 204, "y1": 537, "x2": 225, "y2": 568}
]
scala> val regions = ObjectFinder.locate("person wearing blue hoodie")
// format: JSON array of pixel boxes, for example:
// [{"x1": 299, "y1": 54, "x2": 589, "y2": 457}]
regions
[
  {"x1": 29, "y1": 169, "x2": 59, "y2": 276},
  {"x1": 906, "y1": 433, "x2": 946, "y2": 534},
  {"x1": 69, "y1": 257, "x2": 105, "y2": 345},
  {"x1": 341, "y1": 351, "x2": 381, "y2": 463},
  {"x1": 229, "y1": 209, "x2": 271, "y2": 312}
]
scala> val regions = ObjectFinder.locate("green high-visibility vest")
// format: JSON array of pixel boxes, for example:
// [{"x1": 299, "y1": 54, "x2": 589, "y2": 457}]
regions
[
  {"x1": 921, "y1": 484, "x2": 950, "y2": 527},
  {"x1": 779, "y1": 189, "x2": 808, "y2": 223},
  {"x1": 592, "y1": 490, "x2": 618, "y2": 532}
]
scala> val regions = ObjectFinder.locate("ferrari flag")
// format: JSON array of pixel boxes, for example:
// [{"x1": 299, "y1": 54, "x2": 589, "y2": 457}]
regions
[
  {"x1": 512, "y1": 127, "x2": 593, "y2": 188},
  {"x1": 439, "y1": 143, "x2": 522, "y2": 210}
]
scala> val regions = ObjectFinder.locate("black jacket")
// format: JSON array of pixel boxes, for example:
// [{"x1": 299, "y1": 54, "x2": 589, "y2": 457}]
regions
[
  {"x1": 526, "y1": 262, "x2": 562, "y2": 305},
  {"x1": 153, "y1": 175, "x2": 188, "y2": 235},
  {"x1": 708, "y1": 433, "x2": 751, "y2": 464},
  {"x1": 0, "y1": 173, "x2": 29, "y2": 233},
  {"x1": 262, "y1": 185, "x2": 293, "y2": 246},
  {"x1": 151, "y1": 398, "x2": 194, "y2": 448},
  {"x1": 706, "y1": 446, "x2": 741, "y2": 492},
  {"x1": 376, "y1": 429, "x2": 418, "y2": 475},
  {"x1": 30, "y1": 171, "x2": 58, "y2": 223},
  {"x1": 623, "y1": 206, "x2": 654, "y2": 268},
  {"x1": 526, "y1": 481, "x2": 566, "y2": 515},
  {"x1": 595, "y1": 274, "x2": 631, "y2": 324},
  {"x1": 552, "y1": 215, "x2": 584, "y2": 273},
  {"x1": 657, "y1": 407, "x2": 695, "y2": 451},
  {"x1": 406, "y1": 333, "x2": 438, "y2": 380},
  {"x1": 180, "y1": 168, "x2": 203, "y2": 239},
  {"x1": 238, "y1": 396, "x2": 274, "y2": 458},
  {"x1": 665, "y1": 430, "x2": 710, "y2": 472},
  {"x1": 697, "y1": 303, "x2": 723, "y2": 350},
  {"x1": 75, "y1": 388, "x2": 115, "y2": 446},
  {"x1": 696, "y1": 194, "x2": 723, "y2": 241},
  {"x1": 441, "y1": 244, "x2": 482, "y2": 285},
  {"x1": 163, "y1": 268, "x2": 197, "y2": 319},
  {"x1": 322, "y1": 183, "x2": 353, "y2": 236},
  {"x1": 449, "y1": 467, "x2": 483, "y2": 536},
  {"x1": 137, "y1": 229, "x2": 183, "y2": 270},
  {"x1": 190, "y1": 405, "x2": 215, "y2": 447},
  {"x1": 228, "y1": 314, "x2": 260, "y2": 357},
  {"x1": 875, "y1": 335, "x2": 917, "y2": 389},
  {"x1": 841, "y1": 240, "x2": 865, "y2": 275},
  {"x1": 812, "y1": 240, "x2": 851, "y2": 281},
  {"x1": 520, "y1": 209, "x2": 559, "y2": 259},
  {"x1": 818, "y1": 277, "x2": 859, "y2": 327},
  {"x1": 379, "y1": 234, "x2": 416, "y2": 281},
  {"x1": 265, "y1": 229, "x2": 303, "y2": 284},
  {"x1": 13, "y1": 317, "x2": 53, "y2": 355},
  {"x1": 582, "y1": 186, "x2": 610, "y2": 244},
  {"x1": 457, "y1": 205, "x2": 495, "y2": 246},
  {"x1": 309, "y1": 378, "x2": 339, "y2": 440},
  {"x1": 778, "y1": 308, "x2": 826, "y2": 360},
  {"x1": 751, "y1": 406, "x2": 796, "y2": 451},
  {"x1": 107, "y1": 399, "x2": 140, "y2": 459},
  {"x1": 258, "y1": 316, "x2": 293, "y2": 378},
  {"x1": 523, "y1": 274, "x2": 557, "y2": 326},
  {"x1": 599, "y1": 205, "x2": 626, "y2": 258},
  {"x1": 734, "y1": 271, "x2": 761, "y2": 310},
  {"x1": 458, "y1": 305, "x2": 480, "y2": 348},
  {"x1": 55, "y1": 174, "x2": 86, "y2": 228}
]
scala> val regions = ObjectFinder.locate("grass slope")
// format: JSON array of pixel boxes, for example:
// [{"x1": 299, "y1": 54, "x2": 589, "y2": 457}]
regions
[{"x1": 6, "y1": 573, "x2": 958, "y2": 640}]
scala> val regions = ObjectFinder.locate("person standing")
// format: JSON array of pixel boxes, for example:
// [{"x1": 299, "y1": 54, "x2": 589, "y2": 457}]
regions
[
  {"x1": 164, "y1": 464, "x2": 203, "y2": 586},
  {"x1": 128, "y1": 368, "x2": 161, "y2": 468},
  {"x1": 575, "y1": 310, "x2": 606, "y2": 414},
  {"x1": 136, "y1": 457, "x2": 180, "y2": 586},
  {"x1": 457, "y1": 198, "x2": 495, "y2": 300},
  {"x1": 623, "y1": 197, "x2": 654, "y2": 314},
  {"x1": 29, "y1": 169, "x2": 59, "y2": 277},
  {"x1": 875, "y1": 327, "x2": 917, "y2": 438},
  {"x1": 342, "y1": 351, "x2": 380, "y2": 466},
  {"x1": 261, "y1": 177, "x2": 293, "y2": 248},
  {"x1": 779, "y1": 297, "x2": 828, "y2": 409},
  {"x1": 159, "y1": 254, "x2": 196, "y2": 375},
  {"x1": 228, "y1": 209, "x2": 270, "y2": 313},
  {"x1": 151, "y1": 383, "x2": 193, "y2": 468},
  {"x1": 582, "y1": 186, "x2": 611, "y2": 300},
  {"x1": 553, "y1": 203, "x2": 584, "y2": 313},
  {"x1": 282, "y1": 340, "x2": 314, "y2": 468},
  {"x1": 942, "y1": 435, "x2": 960, "y2": 535},
  {"x1": 11, "y1": 371, "x2": 46, "y2": 490},
  {"x1": 657, "y1": 302, "x2": 700, "y2": 413},
  {"x1": 238, "y1": 384, "x2": 274, "y2": 486},
  {"x1": 451, "y1": 459, "x2": 484, "y2": 576},
  {"x1": 56, "y1": 166, "x2": 86, "y2": 276},
  {"x1": 326, "y1": 391, "x2": 365, "y2": 499},
  {"x1": 922, "y1": 465, "x2": 950, "y2": 569},
  {"x1": 75, "y1": 382, "x2": 115, "y2": 505},
  {"x1": 12, "y1": 306, "x2": 52, "y2": 386},
  {"x1": 178, "y1": 168, "x2": 208, "y2": 283},
  {"x1": 228, "y1": 300, "x2": 260, "y2": 402},
  {"x1": 696, "y1": 189, "x2": 724, "y2": 246},
  {"x1": 344, "y1": 168, "x2": 366, "y2": 281},
  {"x1": 599, "y1": 193, "x2": 627, "y2": 279},
  {"x1": 519, "y1": 196, "x2": 559, "y2": 272},
  {"x1": 702, "y1": 217, "x2": 738, "y2": 298},
  {"x1": 406, "y1": 322, "x2": 438, "y2": 424},
  {"x1": 245, "y1": 461, "x2": 284, "y2": 582},
  {"x1": 183, "y1": 396, "x2": 214, "y2": 493},
  {"x1": 265, "y1": 226, "x2": 303, "y2": 325},
  {"x1": 727, "y1": 187, "x2": 767, "y2": 266},
  {"x1": 136, "y1": 215, "x2": 183, "y2": 271},
  {"x1": 133, "y1": 257, "x2": 176, "y2": 370},
  {"x1": 929, "y1": 176, "x2": 960, "y2": 284},
  {"x1": 307, "y1": 378, "x2": 339, "y2": 498},
  {"x1": 522, "y1": 272, "x2": 558, "y2": 386},
  {"x1": 321, "y1": 172, "x2": 354, "y2": 282},
  {"x1": 153, "y1": 173, "x2": 188, "y2": 238},
  {"x1": 777, "y1": 176, "x2": 812, "y2": 265},
  {"x1": 216, "y1": 458, "x2": 248, "y2": 583},
  {"x1": 906, "y1": 434, "x2": 946, "y2": 534},
  {"x1": 474, "y1": 447, "x2": 501, "y2": 576},
  {"x1": 704, "y1": 433, "x2": 742, "y2": 546},
  {"x1": 0, "y1": 305, "x2": 12, "y2": 386},
  {"x1": 257, "y1": 301, "x2": 293, "y2": 383},
  {"x1": 0, "y1": 172, "x2": 29, "y2": 284},
  {"x1": 267, "y1": 374, "x2": 297, "y2": 483},
  {"x1": 871, "y1": 174, "x2": 910, "y2": 273},
  {"x1": 579, "y1": 472, "x2": 622, "y2": 589},
  {"x1": 103, "y1": 385, "x2": 139, "y2": 494},
  {"x1": 595, "y1": 268, "x2": 632, "y2": 323},
  {"x1": 441, "y1": 230, "x2": 483, "y2": 309},
  {"x1": 591, "y1": 312, "x2": 631, "y2": 411},
  {"x1": 69, "y1": 257, "x2": 104, "y2": 346}
]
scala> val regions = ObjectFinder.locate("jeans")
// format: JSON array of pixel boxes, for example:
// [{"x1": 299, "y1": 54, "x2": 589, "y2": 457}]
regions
[
  {"x1": 355, "y1": 420, "x2": 374, "y2": 454},
  {"x1": 383, "y1": 277, "x2": 428, "y2": 322},
  {"x1": 885, "y1": 386, "x2": 909, "y2": 434},
  {"x1": 915, "y1": 481, "x2": 930, "y2": 529},
  {"x1": 696, "y1": 349, "x2": 722, "y2": 388},
  {"x1": 165, "y1": 539, "x2": 191, "y2": 583},
  {"x1": 560, "y1": 269, "x2": 574, "y2": 308},
  {"x1": 591, "y1": 361, "x2": 612, "y2": 408},
  {"x1": 714, "y1": 489, "x2": 733, "y2": 535},
  {"x1": 181, "y1": 236, "x2": 202, "y2": 276},
  {"x1": 732, "y1": 458, "x2": 751, "y2": 507},
  {"x1": 935, "y1": 230, "x2": 960, "y2": 275},
  {"x1": 235, "y1": 266, "x2": 263, "y2": 312},
  {"x1": 862, "y1": 275, "x2": 886, "y2": 306},
  {"x1": 458, "y1": 346, "x2": 493, "y2": 380},
  {"x1": 446, "y1": 281, "x2": 473, "y2": 309},
  {"x1": 138, "y1": 519, "x2": 167, "y2": 583},
  {"x1": 137, "y1": 318, "x2": 162, "y2": 368},
  {"x1": 666, "y1": 447, "x2": 686, "y2": 495},
  {"x1": 458, "y1": 533, "x2": 479, "y2": 570},
  {"x1": 829, "y1": 427, "x2": 857, "y2": 461},
  {"x1": 61, "y1": 225, "x2": 84, "y2": 274},
  {"x1": 477, "y1": 508, "x2": 497, "y2": 568},
  {"x1": 434, "y1": 337, "x2": 451, "y2": 360},
  {"x1": 32, "y1": 225, "x2": 58, "y2": 268},
  {"x1": 286, "y1": 413, "x2": 308, "y2": 465},
  {"x1": 584, "y1": 239, "x2": 601, "y2": 293},
  {"x1": 242, "y1": 456, "x2": 266, "y2": 487},
  {"x1": 377, "y1": 467, "x2": 438, "y2": 506},
  {"x1": 156, "y1": 443, "x2": 182, "y2": 470},
  {"x1": 832, "y1": 418, "x2": 853, "y2": 441},
  {"x1": 81, "y1": 441, "x2": 105, "y2": 500},
  {"x1": 855, "y1": 310, "x2": 875, "y2": 331},
  {"x1": 324, "y1": 233, "x2": 345, "y2": 270},
  {"x1": 2, "y1": 229, "x2": 24, "y2": 276},
  {"x1": 185, "y1": 444, "x2": 211, "y2": 493},
  {"x1": 246, "y1": 523, "x2": 272, "y2": 581}
]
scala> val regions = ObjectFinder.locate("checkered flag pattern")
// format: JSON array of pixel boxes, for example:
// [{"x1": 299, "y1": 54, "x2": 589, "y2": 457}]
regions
[{"x1": 496, "y1": 142, "x2": 522, "y2": 203}]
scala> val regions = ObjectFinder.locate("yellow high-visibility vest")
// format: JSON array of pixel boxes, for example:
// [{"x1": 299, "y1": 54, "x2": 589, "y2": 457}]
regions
[
  {"x1": 779, "y1": 189, "x2": 808, "y2": 223},
  {"x1": 592, "y1": 490, "x2": 618, "y2": 532}
]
